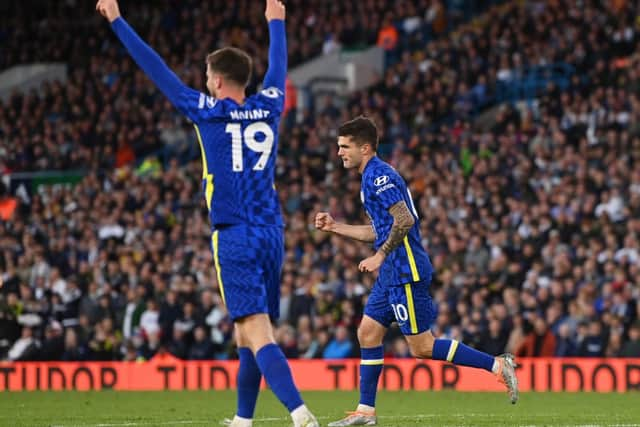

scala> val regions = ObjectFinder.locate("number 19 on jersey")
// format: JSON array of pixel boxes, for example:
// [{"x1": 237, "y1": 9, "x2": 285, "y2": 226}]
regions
[{"x1": 225, "y1": 122, "x2": 274, "y2": 172}]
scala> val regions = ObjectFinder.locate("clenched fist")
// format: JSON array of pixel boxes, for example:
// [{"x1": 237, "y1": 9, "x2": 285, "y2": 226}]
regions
[
  {"x1": 315, "y1": 212, "x2": 335, "y2": 232},
  {"x1": 265, "y1": 0, "x2": 286, "y2": 21},
  {"x1": 96, "y1": 0, "x2": 121, "y2": 22}
]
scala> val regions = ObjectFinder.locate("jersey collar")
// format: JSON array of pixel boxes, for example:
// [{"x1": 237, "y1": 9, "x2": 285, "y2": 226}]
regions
[{"x1": 362, "y1": 155, "x2": 379, "y2": 175}]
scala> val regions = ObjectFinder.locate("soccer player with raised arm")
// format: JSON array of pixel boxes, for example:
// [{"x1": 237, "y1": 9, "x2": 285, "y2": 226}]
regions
[
  {"x1": 316, "y1": 117, "x2": 518, "y2": 426},
  {"x1": 96, "y1": 1, "x2": 319, "y2": 426}
]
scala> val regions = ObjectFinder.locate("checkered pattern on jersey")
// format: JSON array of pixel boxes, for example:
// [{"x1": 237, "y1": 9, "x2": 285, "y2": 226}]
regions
[
  {"x1": 197, "y1": 93, "x2": 284, "y2": 228},
  {"x1": 214, "y1": 224, "x2": 284, "y2": 320},
  {"x1": 361, "y1": 156, "x2": 433, "y2": 286}
]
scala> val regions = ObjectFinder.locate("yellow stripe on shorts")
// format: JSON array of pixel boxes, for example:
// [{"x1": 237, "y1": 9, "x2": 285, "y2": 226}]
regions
[
  {"x1": 212, "y1": 231, "x2": 226, "y2": 306},
  {"x1": 404, "y1": 283, "x2": 418, "y2": 334}
]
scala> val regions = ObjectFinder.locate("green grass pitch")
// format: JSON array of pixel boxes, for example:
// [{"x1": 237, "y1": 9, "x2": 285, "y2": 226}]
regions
[{"x1": 0, "y1": 391, "x2": 638, "y2": 427}]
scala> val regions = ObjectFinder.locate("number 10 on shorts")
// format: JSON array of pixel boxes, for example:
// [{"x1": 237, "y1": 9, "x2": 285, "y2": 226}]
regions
[{"x1": 391, "y1": 303, "x2": 409, "y2": 323}]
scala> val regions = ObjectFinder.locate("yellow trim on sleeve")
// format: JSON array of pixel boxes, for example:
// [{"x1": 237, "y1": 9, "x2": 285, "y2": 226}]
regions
[
  {"x1": 194, "y1": 124, "x2": 208, "y2": 177},
  {"x1": 194, "y1": 124, "x2": 214, "y2": 210},
  {"x1": 404, "y1": 237, "x2": 420, "y2": 281},
  {"x1": 204, "y1": 174, "x2": 214, "y2": 211}
]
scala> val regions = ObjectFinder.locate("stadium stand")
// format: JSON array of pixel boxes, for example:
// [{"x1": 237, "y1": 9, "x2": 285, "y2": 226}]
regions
[{"x1": 1, "y1": 0, "x2": 640, "y2": 362}]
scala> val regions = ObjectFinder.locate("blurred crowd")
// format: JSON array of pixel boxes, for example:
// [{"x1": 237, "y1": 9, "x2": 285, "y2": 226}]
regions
[
  {"x1": 0, "y1": 0, "x2": 472, "y2": 174},
  {"x1": 2, "y1": 0, "x2": 640, "y2": 362}
]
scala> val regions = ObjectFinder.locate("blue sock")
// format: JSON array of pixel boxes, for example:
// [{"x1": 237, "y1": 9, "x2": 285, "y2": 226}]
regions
[
  {"x1": 237, "y1": 347, "x2": 261, "y2": 419},
  {"x1": 255, "y1": 343, "x2": 304, "y2": 412},
  {"x1": 432, "y1": 339, "x2": 494, "y2": 371},
  {"x1": 359, "y1": 346, "x2": 384, "y2": 407}
]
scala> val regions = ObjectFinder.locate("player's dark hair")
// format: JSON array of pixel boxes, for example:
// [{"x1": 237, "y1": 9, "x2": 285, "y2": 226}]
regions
[
  {"x1": 338, "y1": 116, "x2": 379, "y2": 151},
  {"x1": 206, "y1": 47, "x2": 252, "y2": 88}
]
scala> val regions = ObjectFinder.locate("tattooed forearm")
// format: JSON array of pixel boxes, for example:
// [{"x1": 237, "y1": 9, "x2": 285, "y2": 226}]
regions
[
  {"x1": 379, "y1": 225, "x2": 411, "y2": 256},
  {"x1": 378, "y1": 201, "x2": 415, "y2": 256}
]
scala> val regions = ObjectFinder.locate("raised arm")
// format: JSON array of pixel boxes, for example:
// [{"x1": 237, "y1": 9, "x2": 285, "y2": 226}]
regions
[
  {"x1": 315, "y1": 212, "x2": 376, "y2": 243},
  {"x1": 97, "y1": 0, "x2": 199, "y2": 119},
  {"x1": 263, "y1": 0, "x2": 287, "y2": 92}
]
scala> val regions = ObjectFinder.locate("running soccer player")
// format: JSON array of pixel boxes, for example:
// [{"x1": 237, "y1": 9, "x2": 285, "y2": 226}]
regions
[
  {"x1": 315, "y1": 117, "x2": 518, "y2": 426},
  {"x1": 96, "y1": 1, "x2": 318, "y2": 426}
]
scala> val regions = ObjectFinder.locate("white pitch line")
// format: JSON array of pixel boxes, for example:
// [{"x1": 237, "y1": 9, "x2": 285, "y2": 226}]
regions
[
  {"x1": 49, "y1": 415, "x2": 640, "y2": 427},
  {"x1": 51, "y1": 422, "x2": 206, "y2": 427}
]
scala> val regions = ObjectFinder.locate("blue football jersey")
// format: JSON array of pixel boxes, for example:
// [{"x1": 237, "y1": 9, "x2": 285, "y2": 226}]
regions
[
  {"x1": 110, "y1": 18, "x2": 287, "y2": 230},
  {"x1": 361, "y1": 156, "x2": 433, "y2": 286},
  {"x1": 189, "y1": 89, "x2": 284, "y2": 228}
]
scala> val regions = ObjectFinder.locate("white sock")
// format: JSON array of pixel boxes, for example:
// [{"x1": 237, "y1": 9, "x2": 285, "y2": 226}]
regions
[
  {"x1": 291, "y1": 404, "x2": 313, "y2": 425},
  {"x1": 356, "y1": 404, "x2": 376, "y2": 414},
  {"x1": 492, "y1": 358, "x2": 500, "y2": 374},
  {"x1": 231, "y1": 415, "x2": 252, "y2": 427}
]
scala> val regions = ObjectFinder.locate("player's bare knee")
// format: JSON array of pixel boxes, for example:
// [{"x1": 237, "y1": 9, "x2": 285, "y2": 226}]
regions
[
  {"x1": 357, "y1": 325, "x2": 372, "y2": 347},
  {"x1": 413, "y1": 345, "x2": 433, "y2": 358},
  {"x1": 408, "y1": 345, "x2": 420, "y2": 358},
  {"x1": 407, "y1": 341, "x2": 421, "y2": 358},
  {"x1": 407, "y1": 331, "x2": 435, "y2": 358},
  {"x1": 236, "y1": 313, "x2": 275, "y2": 352},
  {"x1": 357, "y1": 319, "x2": 384, "y2": 347},
  {"x1": 234, "y1": 324, "x2": 247, "y2": 348},
  {"x1": 408, "y1": 341, "x2": 431, "y2": 358}
]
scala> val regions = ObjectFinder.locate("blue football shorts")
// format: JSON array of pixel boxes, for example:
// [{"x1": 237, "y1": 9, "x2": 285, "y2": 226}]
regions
[
  {"x1": 364, "y1": 277, "x2": 437, "y2": 335},
  {"x1": 211, "y1": 224, "x2": 284, "y2": 321}
]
